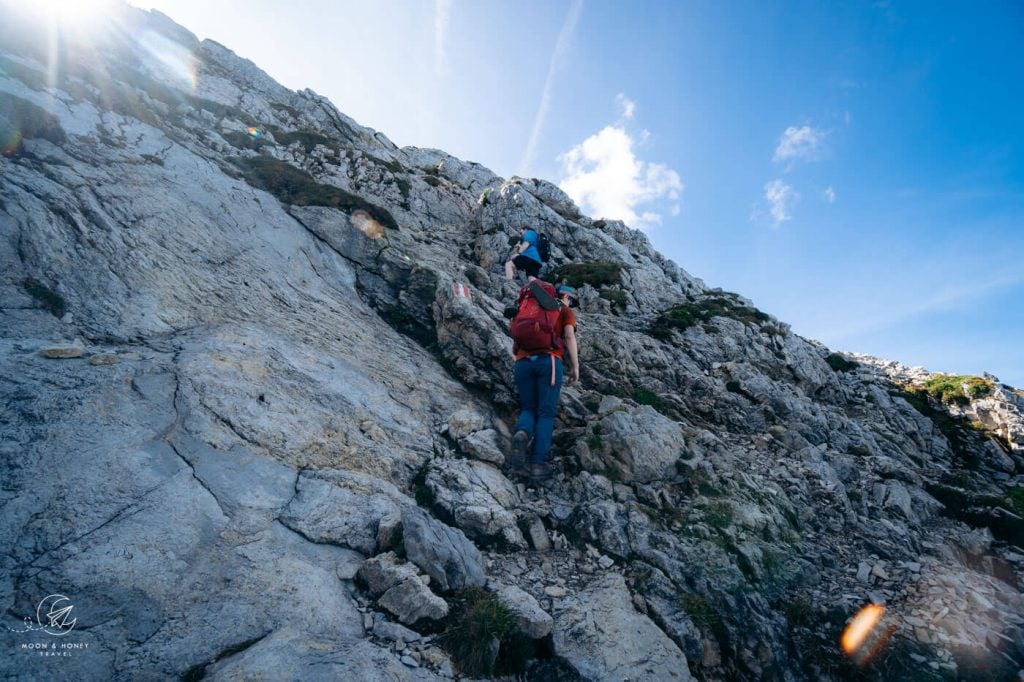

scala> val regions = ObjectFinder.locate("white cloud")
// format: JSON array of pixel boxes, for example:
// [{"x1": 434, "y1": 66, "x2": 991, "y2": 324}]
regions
[
  {"x1": 434, "y1": 0, "x2": 453, "y2": 75},
  {"x1": 824, "y1": 186, "x2": 836, "y2": 203},
  {"x1": 773, "y1": 125, "x2": 827, "y2": 165},
  {"x1": 616, "y1": 93, "x2": 635, "y2": 120},
  {"x1": 763, "y1": 179, "x2": 798, "y2": 226},
  {"x1": 558, "y1": 122, "x2": 683, "y2": 231},
  {"x1": 519, "y1": 0, "x2": 583, "y2": 175}
]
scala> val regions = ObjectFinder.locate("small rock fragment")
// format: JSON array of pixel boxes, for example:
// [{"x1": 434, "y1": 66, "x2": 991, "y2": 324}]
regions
[{"x1": 40, "y1": 345, "x2": 84, "y2": 359}]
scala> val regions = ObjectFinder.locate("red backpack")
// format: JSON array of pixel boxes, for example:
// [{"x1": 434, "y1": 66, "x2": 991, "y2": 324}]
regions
[{"x1": 511, "y1": 280, "x2": 563, "y2": 354}]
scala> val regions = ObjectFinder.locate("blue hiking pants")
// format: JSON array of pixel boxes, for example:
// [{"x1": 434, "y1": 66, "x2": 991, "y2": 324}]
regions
[{"x1": 513, "y1": 354, "x2": 564, "y2": 464}]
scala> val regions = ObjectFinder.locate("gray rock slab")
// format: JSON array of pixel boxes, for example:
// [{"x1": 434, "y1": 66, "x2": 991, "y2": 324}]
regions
[
  {"x1": 426, "y1": 459, "x2": 525, "y2": 547},
  {"x1": 358, "y1": 551, "x2": 420, "y2": 596},
  {"x1": 598, "y1": 406, "x2": 686, "y2": 483},
  {"x1": 278, "y1": 469, "x2": 409, "y2": 554},
  {"x1": 401, "y1": 506, "x2": 485, "y2": 592},
  {"x1": 379, "y1": 578, "x2": 449, "y2": 625},
  {"x1": 490, "y1": 582, "x2": 553, "y2": 639},
  {"x1": 202, "y1": 627, "x2": 441, "y2": 681},
  {"x1": 553, "y1": 573, "x2": 693, "y2": 681}
]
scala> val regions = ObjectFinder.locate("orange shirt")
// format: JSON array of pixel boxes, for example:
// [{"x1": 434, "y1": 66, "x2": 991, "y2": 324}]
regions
[{"x1": 515, "y1": 306, "x2": 577, "y2": 361}]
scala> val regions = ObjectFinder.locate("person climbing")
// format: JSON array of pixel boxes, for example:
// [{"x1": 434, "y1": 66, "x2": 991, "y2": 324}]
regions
[
  {"x1": 504, "y1": 226, "x2": 543, "y2": 281},
  {"x1": 508, "y1": 282, "x2": 580, "y2": 481}
]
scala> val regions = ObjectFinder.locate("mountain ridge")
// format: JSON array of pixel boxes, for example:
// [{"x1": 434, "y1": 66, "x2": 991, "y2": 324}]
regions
[{"x1": 2, "y1": 3, "x2": 1022, "y2": 680}]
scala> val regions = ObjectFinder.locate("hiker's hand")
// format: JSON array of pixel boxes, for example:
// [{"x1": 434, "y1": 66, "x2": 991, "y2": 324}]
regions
[{"x1": 566, "y1": 365, "x2": 580, "y2": 386}]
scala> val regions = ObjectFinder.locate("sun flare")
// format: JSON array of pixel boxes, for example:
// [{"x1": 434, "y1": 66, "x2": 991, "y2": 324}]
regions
[{"x1": 19, "y1": 0, "x2": 119, "y2": 31}]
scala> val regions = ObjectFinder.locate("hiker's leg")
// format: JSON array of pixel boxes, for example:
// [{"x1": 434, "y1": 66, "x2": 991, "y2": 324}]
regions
[
  {"x1": 504, "y1": 259, "x2": 516, "y2": 280},
  {"x1": 530, "y1": 357, "x2": 564, "y2": 464},
  {"x1": 512, "y1": 358, "x2": 539, "y2": 438}
]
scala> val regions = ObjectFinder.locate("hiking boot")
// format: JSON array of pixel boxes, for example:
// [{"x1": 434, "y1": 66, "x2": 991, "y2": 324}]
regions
[
  {"x1": 509, "y1": 431, "x2": 529, "y2": 474},
  {"x1": 528, "y1": 462, "x2": 552, "y2": 482}
]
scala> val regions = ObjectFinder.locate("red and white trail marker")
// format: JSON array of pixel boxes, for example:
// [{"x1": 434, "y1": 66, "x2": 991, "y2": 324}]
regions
[{"x1": 452, "y1": 282, "x2": 472, "y2": 300}]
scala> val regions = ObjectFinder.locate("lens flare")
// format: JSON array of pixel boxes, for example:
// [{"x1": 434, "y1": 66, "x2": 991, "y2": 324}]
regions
[
  {"x1": 841, "y1": 604, "x2": 892, "y2": 666},
  {"x1": 247, "y1": 128, "x2": 262, "y2": 138},
  {"x1": 134, "y1": 29, "x2": 198, "y2": 93},
  {"x1": 351, "y1": 210, "x2": 384, "y2": 240},
  {"x1": 1, "y1": 131, "x2": 24, "y2": 157}
]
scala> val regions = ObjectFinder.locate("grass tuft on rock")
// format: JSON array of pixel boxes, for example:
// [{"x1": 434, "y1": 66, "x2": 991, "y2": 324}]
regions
[
  {"x1": 922, "y1": 374, "x2": 993, "y2": 406},
  {"x1": 232, "y1": 156, "x2": 398, "y2": 230},
  {"x1": 271, "y1": 128, "x2": 338, "y2": 154},
  {"x1": 548, "y1": 261, "x2": 624, "y2": 288},
  {"x1": 825, "y1": 353, "x2": 858, "y2": 372},
  {"x1": 633, "y1": 387, "x2": 664, "y2": 413},
  {"x1": 651, "y1": 293, "x2": 770, "y2": 339},
  {"x1": 439, "y1": 588, "x2": 524, "y2": 677},
  {"x1": 599, "y1": 288, "x2": 627, "y2": 313}
]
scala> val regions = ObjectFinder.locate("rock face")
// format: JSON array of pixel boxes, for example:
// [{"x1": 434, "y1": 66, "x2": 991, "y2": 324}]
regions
[
  {"x1": 2, "y1": 4, "x2": 1023, "y2": 681},
  {"x1": 553, "y1": 573, "x2": 693, "y2": 681}
]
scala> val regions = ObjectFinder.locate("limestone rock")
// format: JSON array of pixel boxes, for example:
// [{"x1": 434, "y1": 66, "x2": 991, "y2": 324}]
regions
[
  {"x1": 490, "y1": 583, "x2": 553, "y2": 639},
  {"x1": 401, "y1": 506, "x2": 485, "y2": 592},
  {"x1": 458, "y1": 429, "x2": 505, "y2": 465},
  {"x1": 39, "y1": 344, "x2": 85, "y2": 359},
  {"x1": 378, "y1": 577, "x2": 449, "y2": 625},
  {"x1": 88, "y1": 353, "x2": 119, "y2": 365},
  {"x1": 595, "y1": 405, "x2": 686, "y2": 482},
  {"x1": 358, "y1": 552, "x2": 420, "y2": 596},
  {"x1": 552, "y1": 573, "x2": 693, "y2": 681},
  {"x1": 278, "y1": 470, "x2": 409, "y2": 554},
  {"x1": 426, "y1": 458, "x2": 525, "y2": 547}
]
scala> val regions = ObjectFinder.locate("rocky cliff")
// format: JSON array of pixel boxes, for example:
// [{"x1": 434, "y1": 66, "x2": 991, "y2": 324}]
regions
[{"x1": 2, "y1": 4, "x2": 1022, "y2": 680}]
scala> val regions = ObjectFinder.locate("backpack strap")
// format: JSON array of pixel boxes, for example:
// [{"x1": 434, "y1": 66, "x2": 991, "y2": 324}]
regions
[{"x1": 528, "y1": 280, "x2": 560, "y2": 311}]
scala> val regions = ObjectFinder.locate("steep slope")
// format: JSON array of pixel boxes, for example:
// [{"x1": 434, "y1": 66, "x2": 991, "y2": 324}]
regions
[{"x1": 2, "y1": 4, "x2": 1022, "y2": 680}]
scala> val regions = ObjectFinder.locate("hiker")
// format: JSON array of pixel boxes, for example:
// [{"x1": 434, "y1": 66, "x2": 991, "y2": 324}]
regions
[
  {"x1": 508, "y1": 282, "x2": 580, "y2": 480},
  {"x1": 504, "y1": 226, "x2": 544, "y2": 281}
]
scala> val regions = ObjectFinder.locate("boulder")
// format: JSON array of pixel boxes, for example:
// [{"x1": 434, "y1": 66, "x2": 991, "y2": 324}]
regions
[
  {"x1": 596, "y1": 406, "x2": 686, "y2": 482},
  {"x1": 489, "y1": 582, "x2": 553, "y2": 639},
  {"x1": 379, "y1": 577, "x2": 449, "y2": 624},
  {"x1": 401, "y1": 506, "x2": 485, "y2": 592},
  {"x1": 357, "y1": 551, "x2": 420, "y2": 596},
  {"x1": 278, "y1": 470, "x2": 407, "y2": 554},
  {"x1": 552, "y1": 573, "x2": 693, "y2": 681},
  {"x1": 426, "y1": 459, "x2": 525, "y2": 547}
]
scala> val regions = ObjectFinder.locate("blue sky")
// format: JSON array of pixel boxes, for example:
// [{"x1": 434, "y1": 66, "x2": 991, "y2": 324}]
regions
[{"x1": 122, "y1": 0, "x2": 1023, "y2": 386}]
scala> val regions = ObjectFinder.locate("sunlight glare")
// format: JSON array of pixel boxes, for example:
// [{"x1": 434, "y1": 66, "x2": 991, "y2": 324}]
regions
[
  {"x1": 841, "y1": 604, "x2": 891, "y2": 666},
  {"x1": 24, "y1": 0, "x2": 119, "y2": 32}
]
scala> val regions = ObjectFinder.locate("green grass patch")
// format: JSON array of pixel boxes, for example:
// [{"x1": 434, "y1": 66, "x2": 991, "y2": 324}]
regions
[
  {"x1": 1004, "y1": 488, "x2": 1024, "y2": 515},
  {"x1": 222, "y1": 130, "x2": 273, "y2": 151},
  {"x1": 22, "y1": 277, "x2": 66, "y2": 317},
  {"x1": 651, "y1": 293, "x2": 770, "y2": 340},
  {"x1": 440, "y1": 588, "x2": 526, "y2": 677},
  {"x1": 548, "y1": 261, "x2": 624, "y2": 288},
  {"x1": 411, "y1": 464, "x2": 436, "y2": 508},
  {"x1": 702, "y1": 501, "x2": 734, "y2": 528},
  {"x1": 825, "y1": 353, "x2": 858, "y2": 372},
  {"x1": 586, "y1": 433, "x2": 604, "y2": 450},
  {"x1": 633, "y1": 387, "x2": 664, "y2": 412},
  {"x1": 272, "y1": 128, "x2": 338, "y2": 154},
  {"x1": 599, "y1": 288, "x2": 627, "y2": 313},
  {"x1": 232, "y1": 156, "x2": 398, "y2": 230},
  {"x1": 922, "y1": 374, "x2": 993, "y2": 405}
]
